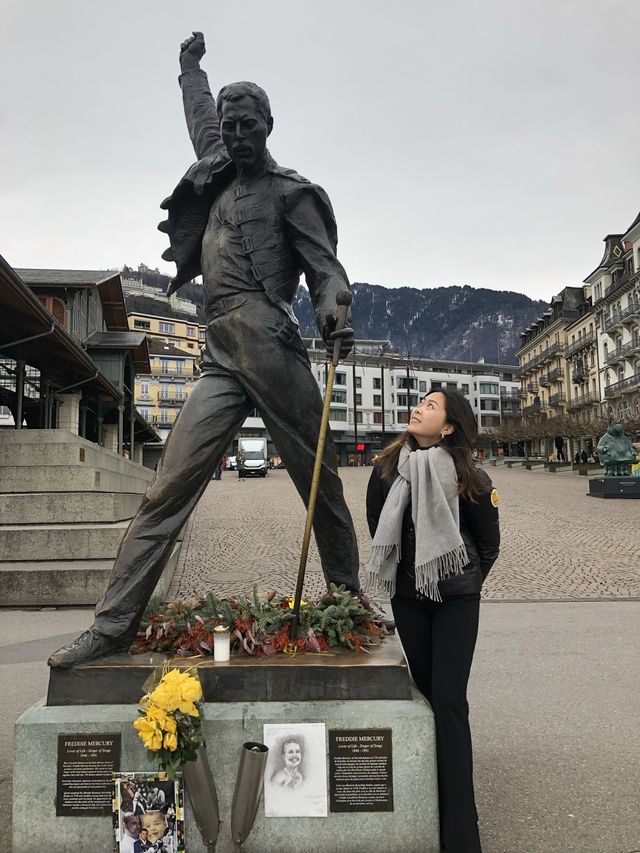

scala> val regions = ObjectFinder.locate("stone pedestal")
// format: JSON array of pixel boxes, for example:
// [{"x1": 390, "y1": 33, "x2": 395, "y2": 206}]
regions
[
  {"x1": 587, "y1": 476, "x2": 640, "y2": 499},
  {"x1": 14, "y1": 694, "x2": 439, "y2": 853},
  {"x1": 56, "y1": 392, "x2": 81, "y2": 435}
]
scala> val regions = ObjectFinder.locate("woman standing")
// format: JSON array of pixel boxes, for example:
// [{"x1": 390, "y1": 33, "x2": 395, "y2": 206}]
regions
[{"x1": 365, "y1": 390, "x2": 500, "y2": 852}]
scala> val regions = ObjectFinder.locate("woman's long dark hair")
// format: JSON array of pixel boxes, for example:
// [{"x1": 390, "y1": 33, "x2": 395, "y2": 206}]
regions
[{"x1": 376, "y1": 389, "x2": 483, "y2": 501}]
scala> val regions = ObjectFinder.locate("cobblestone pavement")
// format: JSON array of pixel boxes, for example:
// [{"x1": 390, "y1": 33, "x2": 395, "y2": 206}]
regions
[{"x1": 169, "y1": 465, "x2": 640, "y2": 602}]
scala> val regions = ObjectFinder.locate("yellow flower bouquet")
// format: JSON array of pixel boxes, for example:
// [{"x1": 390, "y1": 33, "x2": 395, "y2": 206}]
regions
[{"x1": 134, "y1": 664, "x2": 204, "y2": 778}]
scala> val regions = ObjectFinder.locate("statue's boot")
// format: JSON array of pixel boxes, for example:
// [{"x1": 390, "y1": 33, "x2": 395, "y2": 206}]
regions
[
  {"x1": 47, "y1": 628, "x2": 130, "y2": 669},
  {"x1": 355, "y1": 592, "x2": 396, "y2": 632}
]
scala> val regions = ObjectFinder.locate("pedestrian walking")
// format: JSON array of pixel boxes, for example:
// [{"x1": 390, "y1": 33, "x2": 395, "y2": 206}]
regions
[{"x1": 365, "y1": 389, "x2": 500, "y2": 852}]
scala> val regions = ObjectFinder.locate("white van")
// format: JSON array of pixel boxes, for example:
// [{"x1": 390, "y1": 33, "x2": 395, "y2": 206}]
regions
[{"x1": 237, "y1": 438, "x2": 268, "y2": 478}]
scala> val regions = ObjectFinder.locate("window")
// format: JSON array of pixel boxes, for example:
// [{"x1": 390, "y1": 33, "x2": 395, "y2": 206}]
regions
[
  {"x1": 138, "y1": 406, "x2": 151, "y2": 419},
  {"x1": 199, "y1": 329, "x2": 205, "y2": 340},
  {"x1": 140, "y1": 383, "x2": 149, "y2": 395},
  {"x1": 134, "y1": 319, "x2": 151, "y2": 330},
  {"x1": 335, "y1": 372, "x2": 347, "y2": 385},
  {"x1": 160, "y1": 409, "x2": 170, "y2": 423},
  {"x1": 329, "y1": 408, "x2": 347, "y2": 422},
  {"x1": 160, "y1": 360, "x2": 170, "y2": 374},
  {"x1": 355, "y1": 393, "x2": 362, "y2": 406},
  {"x1": 480, "y1": 414, "x2": 500, "y2": 427},
  {"x1": 160, "y1": 385, "x2": 169, "y2": 399},
  {"x1": 479, "y1": 382, "x2": 499, "y2": 395},
  {"x1": 373, "y1": 411, "x2": 383, "y2": 424},
  {"x1": 355, "y1": 411, "x2": 363, "y2": 424},
  {"x1": 331, "y1": 389, "x2": 347, "y2": 404},
  {"x1": 419, "y1": 380, "x2": 427, "y2": 393},
  {"x1": 373, "y1": 394, "x2": 382, "y2": 406},
  {"x1": 431, "y1": 381, "x2": 442, "y2": 390},
  {"x1": 397, "y1": 394, "x2": 419, "y2": 408},
  {"x1": 175, "y1": 362, "x2": 184, "y2": 375},
  {"x1": 373, "y1": 377, "x2": 381, "y2": 390},
  {"x1": 187, "y1": 327, "x2": 196, "y2": 337},
  {"x1": 159, "y1": 322, "x2": 175, "y2": 334},
  {"x1": 480, "y1": 399, "x2": 499, "y2": 411},
  {"x1": 462, "y1": 384, "x2": 469, "y2": 395},
  {"x1": 397, "y1": 410, "x2": 409, "y2": 424},
  {"x1": 355, "y1": 376, "x2": 362, "y2": 388},
  {"x1": 398, "y1": 377, "x2": 417, "y2": 390}
]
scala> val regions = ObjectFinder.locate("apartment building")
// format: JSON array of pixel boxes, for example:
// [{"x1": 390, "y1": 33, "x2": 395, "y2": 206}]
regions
[
  {"x1": 517, "y1": 286, "x2": 584, "y2": 430},
  {"x1": 304, "y1": 340, "x2": 520, "y2": 465},
  {"x1": 135, "y1": 340, "x2": 199, "y2": 448},
  {"x1": 563, "y1": 288, "x2": 600, "y2": 424},
  {"x1": 586, "y1": 222, "x2": 640, "y2": 422}
]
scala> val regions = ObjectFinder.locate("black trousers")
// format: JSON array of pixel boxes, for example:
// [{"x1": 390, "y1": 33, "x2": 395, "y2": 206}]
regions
[
  {"x1": 391, "y1": 593, "x2": 482, "y2": 853},
  {"x1": 93, "y1": 293, "x2": 360, "y2": 640}
]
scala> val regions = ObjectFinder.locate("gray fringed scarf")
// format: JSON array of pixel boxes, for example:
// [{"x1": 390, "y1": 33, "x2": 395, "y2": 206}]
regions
[{"x1": 364, "y1": 444, "x2": 468, "y2": 602}]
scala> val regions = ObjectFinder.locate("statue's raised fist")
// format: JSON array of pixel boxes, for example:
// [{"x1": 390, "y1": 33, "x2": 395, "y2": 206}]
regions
[{"x1": 179, "y1": 31, "x2": 206, "y2": 72}]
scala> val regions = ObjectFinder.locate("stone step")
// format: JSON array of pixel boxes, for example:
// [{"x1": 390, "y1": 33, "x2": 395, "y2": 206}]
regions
[
  {"x1": 0, "y1": 521, "x2": 129, "y2": 561},
  {"x1": 0, "y1": 465, "x2": 151, "y2": 494},
  {"x1": 0, "y1": 440, "x2": 154, "y2": 481},
  {"x1": 0, "y1": 560, "x2": 115, "y2": 606},
  {"x1": 0, "y1": 492, "x2": 143, "y2": 525},
  {"x1": 1, "y1": 539, "x2": 181, "y2": 607}
]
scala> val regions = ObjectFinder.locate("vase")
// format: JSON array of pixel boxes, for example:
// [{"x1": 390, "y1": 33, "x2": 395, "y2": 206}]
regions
[
  {"x1": 182, "y1": 743, "x2": 220, "y2": 852},
  {"x1": 231, "y1": 741, "x2": 269, "y2": 844}
]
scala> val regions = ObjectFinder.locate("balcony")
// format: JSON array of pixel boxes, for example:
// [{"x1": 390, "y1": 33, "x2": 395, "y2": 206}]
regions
[
  {"x1": 605, "y1": 347, "x2": 624, "y2": 366},
  {"x1": 622, "y1": 338, "x2": 640, "y2": 358},
  {"x1": 572, "y1": 366, "x2": 586, "y2": 384},
  {"x1": 603, "y1": 312, "x2": 623, "y2": 333},
  {"x1": 152, "y1": 366, "x2": 190, "y2": 377},
  {"x1": 621, "y1": 300, "x2": 640, "y2": 323},
  {"x1": 523, "y1": 402, "x2": 545, "y2": 416},
  {"x1": 159, "y1": 395, "x2": 186, "y2": 405},
  {"x1": 567, "y1": 392, "x2": 597, "y2": 411},
  {"x1": 547, "y1": 368, "x2": 563, "y2": 382},
  {"x1": 604, "y1": 268, "x2": 636, "y2": 300},
  {"x1": 527, "y1": 382, "x2": 539, "y2": 393},
  {"x1": 137, "y1": 393, "x2": 152, "y2": 402},
  {"x1": 564, "y1": 332, "x2": 595, "y2": 358},
  {"x1": 539, "y1": 376, "x2": 550, "y2": 388},
  {"x1": 548, "y1": 392, "x2": 566, "y2": 407},
  {"x1": 604, "y1": 372, "x2": 640, "y2": 399},
  {"x1": 519, "y1": 388, "x2": 528, "y2": 399}
]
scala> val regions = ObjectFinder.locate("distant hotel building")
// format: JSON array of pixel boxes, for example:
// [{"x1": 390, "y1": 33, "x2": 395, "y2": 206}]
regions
[{"x1": 123, "y1": 280, "x2": 521, "y2": 465}]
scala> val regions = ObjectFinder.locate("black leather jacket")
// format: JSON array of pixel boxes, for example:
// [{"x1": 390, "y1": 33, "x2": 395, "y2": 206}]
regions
[{"x1": 366, "y1": 463, "x2": 500, "y2": 600}]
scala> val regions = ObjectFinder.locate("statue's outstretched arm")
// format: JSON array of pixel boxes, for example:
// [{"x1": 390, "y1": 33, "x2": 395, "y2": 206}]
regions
[{"x1": 178, "y1": 31, "x2": 225, "y2": 160}]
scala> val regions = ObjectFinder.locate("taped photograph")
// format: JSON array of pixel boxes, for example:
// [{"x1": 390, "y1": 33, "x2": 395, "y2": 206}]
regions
[{"x1": 112, "y1": 771, "x2": 184, "y2": 852}]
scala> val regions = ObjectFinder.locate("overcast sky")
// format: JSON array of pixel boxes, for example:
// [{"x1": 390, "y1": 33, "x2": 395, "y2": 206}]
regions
[{"x1": 2, "y1": 0, "x2": 640, "y2": 303}]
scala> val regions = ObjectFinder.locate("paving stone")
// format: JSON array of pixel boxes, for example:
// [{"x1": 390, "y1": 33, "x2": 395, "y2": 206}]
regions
[{"x1": 170, "y1": 466, "x2": 640, "y2": 602}]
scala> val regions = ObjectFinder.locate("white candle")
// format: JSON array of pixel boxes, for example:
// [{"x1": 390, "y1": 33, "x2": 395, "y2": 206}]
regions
[{"x1": 213, "y1": 625, "x2": 231, "y2": 662}]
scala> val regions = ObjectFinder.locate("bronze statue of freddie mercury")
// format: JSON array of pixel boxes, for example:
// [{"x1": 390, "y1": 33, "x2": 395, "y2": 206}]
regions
[{"x1": 49, "y1": 31, "x2": 361, "y2": 668}]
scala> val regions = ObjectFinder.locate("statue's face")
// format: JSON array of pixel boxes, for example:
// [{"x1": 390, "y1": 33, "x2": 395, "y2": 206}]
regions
[{"x1": 220, "y1": 96, "x2": 271, "y2": 170}]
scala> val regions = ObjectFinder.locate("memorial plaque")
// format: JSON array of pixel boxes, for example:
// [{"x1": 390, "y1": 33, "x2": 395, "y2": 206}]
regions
[
  {"x1": 56, "y1": 733, "x2": 121, "y2": 816},
  {"x1": 329, "y1": 728, "x2": 393, "y2": 812}
]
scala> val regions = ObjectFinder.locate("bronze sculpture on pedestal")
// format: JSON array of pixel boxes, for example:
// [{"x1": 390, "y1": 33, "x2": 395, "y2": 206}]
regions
[{"x1": 49, "y1": 31, "x2": 360, "y2": 668}]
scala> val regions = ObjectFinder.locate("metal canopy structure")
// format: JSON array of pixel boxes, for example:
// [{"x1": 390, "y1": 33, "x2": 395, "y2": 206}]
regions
[{"x1": 0, "y1": 256, "x2": 159, "y2": 449}]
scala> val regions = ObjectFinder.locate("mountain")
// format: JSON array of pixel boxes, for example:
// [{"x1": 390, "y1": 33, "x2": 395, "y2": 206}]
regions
[
  {"x1": 121, "y1": 265, "x2": 545, "y2": 364},
  {"x1": 293, "y1": 283, "x2": 547, "y2": 364}
]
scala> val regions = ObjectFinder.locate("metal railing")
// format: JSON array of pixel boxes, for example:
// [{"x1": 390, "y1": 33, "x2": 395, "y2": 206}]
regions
[
  {"x1": 567, "y1": 392, "x2": 597, "y2": 410},
  {"x1": 564, "y1": 332, "x2": 595, "y2": 358},
  {"x1": 604, "y1": 268, "x2": 637, "y2": 300},
  {"x1": 604, "y1": 372, "x2": 640, "y2": 398},
  {"x1": 547, "y1": 368, "x2": 563, "y2": 382},
  {"x1": 549, "y1": 393, "x2": 566, "y2": 406},
  {"x1": 572, "y1": 367, "x2": 585, "y2": 383}
]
